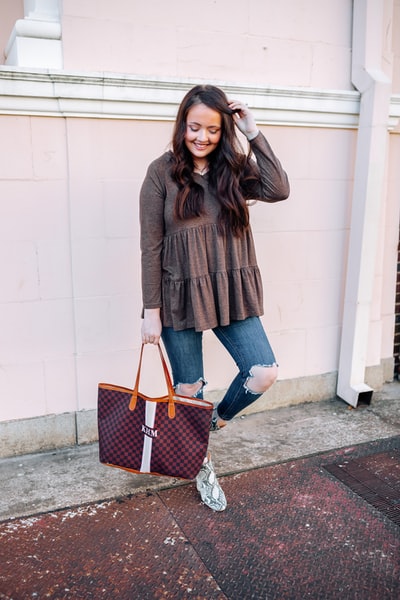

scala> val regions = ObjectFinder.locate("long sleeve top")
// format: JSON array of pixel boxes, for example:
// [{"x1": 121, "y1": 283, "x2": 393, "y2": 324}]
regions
[{"x1": 140, "y1": 131, "x2": 289, "y2": 331}]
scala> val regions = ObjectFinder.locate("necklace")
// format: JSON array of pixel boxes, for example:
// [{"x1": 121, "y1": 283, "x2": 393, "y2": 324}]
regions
[{"x1": 194, "y1": 164, "x2": 209, "y2": 176}]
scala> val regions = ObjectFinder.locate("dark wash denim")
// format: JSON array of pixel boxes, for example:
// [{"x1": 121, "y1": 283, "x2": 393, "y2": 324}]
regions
[{"x1": 161, "y1": 316, "x2": 276, "y2": 421}]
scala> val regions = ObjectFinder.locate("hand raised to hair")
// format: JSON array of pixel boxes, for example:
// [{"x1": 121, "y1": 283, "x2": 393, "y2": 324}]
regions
[{"x1": 228, "y1": 100, "x2": 259, "y2": 140}]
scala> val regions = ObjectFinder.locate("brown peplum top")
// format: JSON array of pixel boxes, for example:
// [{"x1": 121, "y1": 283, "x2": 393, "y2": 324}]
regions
[{"x1": 140, "y1": 131, "x2": 289, "y2": 332}]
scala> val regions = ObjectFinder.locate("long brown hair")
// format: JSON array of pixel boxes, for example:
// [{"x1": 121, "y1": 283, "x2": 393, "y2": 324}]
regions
[{"x1": 171, "y1": 85, "x2": 258, "y2": 237}]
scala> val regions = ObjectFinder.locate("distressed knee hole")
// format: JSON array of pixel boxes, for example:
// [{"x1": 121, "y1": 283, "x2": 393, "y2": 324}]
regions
[
  {"x1": 176, "y1": 378, "x2": 206, "y2": 398},
  {"x1": 244, "y1": 364, "x2": 278, "y2": 394}
]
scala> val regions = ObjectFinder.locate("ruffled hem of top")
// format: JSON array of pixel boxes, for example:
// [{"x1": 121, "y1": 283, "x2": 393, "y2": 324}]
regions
[{"x1": 161, "y1": 266, "x2": 264, "y2": 332}]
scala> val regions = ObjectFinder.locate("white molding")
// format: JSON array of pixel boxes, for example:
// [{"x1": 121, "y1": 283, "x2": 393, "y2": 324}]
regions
[
  {"x1": 0, "y1": 67, "x2": 398, "y2": 129},
  {"x1": 5, "y1": 1, "x2": 62, "y2": 69},
  {"x1": 337, "y1": 0, "x2": 394, "y2": 407}
]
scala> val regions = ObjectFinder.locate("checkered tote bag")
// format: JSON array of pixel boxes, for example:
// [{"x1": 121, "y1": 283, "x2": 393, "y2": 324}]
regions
[{"x1": 97, "y1": 344, "x2": 213, "y2": 480}]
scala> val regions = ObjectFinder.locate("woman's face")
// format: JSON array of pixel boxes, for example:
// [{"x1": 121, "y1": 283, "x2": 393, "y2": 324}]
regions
[{"x1": 184, "y1": 102, "x2": 222, "y2": 163}]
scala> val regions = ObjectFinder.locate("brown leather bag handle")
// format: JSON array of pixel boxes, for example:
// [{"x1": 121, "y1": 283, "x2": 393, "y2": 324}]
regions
[{"x1": 129, "y1": 344, "x2": 176, "y2": 418}]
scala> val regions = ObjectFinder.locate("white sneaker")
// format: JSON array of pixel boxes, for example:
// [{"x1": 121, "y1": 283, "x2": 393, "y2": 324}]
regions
[
  {"x1": 209, "y1": 407, "x2": 227, "y2": 432},
  {"x1": 196, "y1": 455, "x2": 227, "y2": 512}
]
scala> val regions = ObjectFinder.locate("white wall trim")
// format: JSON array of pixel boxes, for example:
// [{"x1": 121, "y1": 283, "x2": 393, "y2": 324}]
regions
[
  {"x1": 0, "y1": 67, "x2": 377, "y2": 129},
  {"x1": 5, "y1": 1, "x2": 62, "y2": 69},
  {"x1": 337, "y1": 0, "x2": 394, "y2": 407}
]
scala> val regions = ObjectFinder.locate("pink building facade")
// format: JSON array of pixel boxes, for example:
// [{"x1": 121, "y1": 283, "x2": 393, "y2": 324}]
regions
[{"x1": 0, "y1": 0, "x2": 399, "y2": 456}]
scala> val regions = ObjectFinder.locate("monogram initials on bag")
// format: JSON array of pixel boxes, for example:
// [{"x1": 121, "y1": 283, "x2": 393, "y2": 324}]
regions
[{"x1": 142, "y1": 424, "x2": 158, "y2": 438}]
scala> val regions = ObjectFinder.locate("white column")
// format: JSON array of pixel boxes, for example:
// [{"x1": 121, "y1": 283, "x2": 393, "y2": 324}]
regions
[
  {"x1": 337, "y1": 0, "x2": 392, "y2": 406},
  {"x1": 5, "y1": 0, "x2": 62, "y2": 69}
]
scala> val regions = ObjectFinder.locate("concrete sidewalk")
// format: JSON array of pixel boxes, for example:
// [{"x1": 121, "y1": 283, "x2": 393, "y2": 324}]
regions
[{"x1": 1, "y1": 382, "x2": 400, "y2": 522}]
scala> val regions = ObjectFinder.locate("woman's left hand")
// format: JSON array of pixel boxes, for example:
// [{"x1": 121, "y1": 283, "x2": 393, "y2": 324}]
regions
[{"x1": 228, "y1": 100, "x2": 259, "y2": 140}]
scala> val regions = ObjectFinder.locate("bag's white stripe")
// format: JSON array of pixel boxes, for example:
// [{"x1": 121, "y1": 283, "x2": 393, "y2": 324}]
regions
[{"x1": 140, "y1": 401, "x2": 157, "y2": 473}]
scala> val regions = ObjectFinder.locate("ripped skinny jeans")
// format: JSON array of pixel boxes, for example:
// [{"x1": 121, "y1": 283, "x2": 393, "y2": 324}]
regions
[{"x1": 161, "y1": 316, "x2": 277, "y2": 421}]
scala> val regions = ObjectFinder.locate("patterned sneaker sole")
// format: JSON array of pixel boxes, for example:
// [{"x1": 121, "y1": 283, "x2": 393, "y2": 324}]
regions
[{"x1": 196, "y1": 464, "x2": 227, "y2": 511}]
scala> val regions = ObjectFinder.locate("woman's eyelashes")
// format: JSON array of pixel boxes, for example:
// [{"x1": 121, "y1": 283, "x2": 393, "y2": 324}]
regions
[{"x1": 188, "y1": 126, "x2": 220, "y2": 135}]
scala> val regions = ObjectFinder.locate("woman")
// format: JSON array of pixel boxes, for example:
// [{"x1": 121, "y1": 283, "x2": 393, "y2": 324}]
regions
[{"x1": 140, "y1": 85, "x2": 289, "y2": 511}]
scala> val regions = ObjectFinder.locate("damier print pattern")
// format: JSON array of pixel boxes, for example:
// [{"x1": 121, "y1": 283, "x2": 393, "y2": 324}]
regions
[
  {"x1": 98, "y1": 386, "x2": 146, "y2": 473},
  {"x1": 98, "y1": 385, "x2": 212, "y2": 480},
  {"x1": 149, "y1": 399, "x2": 212, "y2": 479}
]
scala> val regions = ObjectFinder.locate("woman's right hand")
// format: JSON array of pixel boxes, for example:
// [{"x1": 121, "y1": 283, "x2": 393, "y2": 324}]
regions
[{"x1": 141, "y1": 308, "x2": 162, "y2": 344}]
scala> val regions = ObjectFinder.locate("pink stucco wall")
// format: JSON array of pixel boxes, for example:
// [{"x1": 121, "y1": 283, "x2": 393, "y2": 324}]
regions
[
  {"x1": 0, "y1": 0, "x2": 399, "y2": 451},
  {"x1": 60, "y1": 0, "x2": 353, "y2": 89},
  {"x1": 0, "y1": 0, "x2": 23, "y2": 62}
]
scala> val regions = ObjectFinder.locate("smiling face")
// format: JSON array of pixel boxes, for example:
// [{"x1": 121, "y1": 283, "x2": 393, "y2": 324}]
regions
[{"x1": 184, "y1": 102, "x2": 222, "y2": 168}]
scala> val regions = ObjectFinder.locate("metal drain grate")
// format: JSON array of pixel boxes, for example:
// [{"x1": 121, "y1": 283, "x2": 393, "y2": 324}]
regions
[{"x1": 324, "y1": 450, "x2": 400, "y2": 527}]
